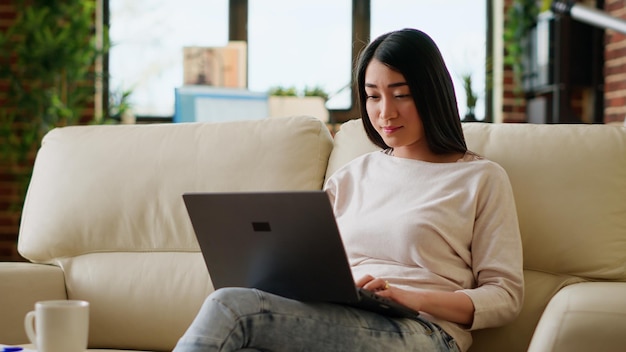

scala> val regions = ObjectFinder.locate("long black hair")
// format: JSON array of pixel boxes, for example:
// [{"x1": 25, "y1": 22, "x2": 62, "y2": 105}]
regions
[{"x1": 356, "y1": 28, "x2": 467, "y2": 154}]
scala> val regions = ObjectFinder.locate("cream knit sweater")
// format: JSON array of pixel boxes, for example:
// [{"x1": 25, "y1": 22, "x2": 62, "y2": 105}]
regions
[{"x1": 324, "y1": 150, "x2": 524, "y2": 352}]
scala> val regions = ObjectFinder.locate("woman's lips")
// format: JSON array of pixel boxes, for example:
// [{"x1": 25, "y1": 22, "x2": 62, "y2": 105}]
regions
[{"x1": 382, "y1": 126, "x2": 402, "y2": 134}]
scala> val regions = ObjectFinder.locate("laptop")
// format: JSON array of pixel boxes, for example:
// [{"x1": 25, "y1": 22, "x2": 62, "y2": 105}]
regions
[{"x1": 183, "y1": 190, "x2": 420, "y2": 319}]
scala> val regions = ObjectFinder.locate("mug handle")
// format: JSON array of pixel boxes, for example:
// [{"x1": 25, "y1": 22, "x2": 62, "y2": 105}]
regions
[{"x1": 23, "y1": 310, "x2": 38, "y2": 348}]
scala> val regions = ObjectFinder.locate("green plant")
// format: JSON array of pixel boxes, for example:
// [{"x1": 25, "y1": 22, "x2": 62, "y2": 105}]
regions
[
  {"x1": 268, "y1": 85, "x2": 328, "y2": 100},
  {"x1": 503, "y1": 0, "x2": 552, "y2": 94},
  {"x1": 462, "y1": 73, "x2": 478, "y2": 116},
  {"x1": 268, "y1": 86, "x2": 298, "y2": 96},
  {"x1": 0, "y1": 0, "x2": 108, "y2": 209},
  {"x1": 106, "y1": 87, "x2": 134, "y2": 123},
  {"x1": 303, "y1": 85, "x2": 329, "y2": 100}
]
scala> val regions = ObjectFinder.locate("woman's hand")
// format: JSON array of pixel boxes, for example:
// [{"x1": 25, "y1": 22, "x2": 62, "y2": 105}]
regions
[
  {"x1": 356, "y1": 274, "x2": 475, "y2": 326},
  {"x1": 356, "y1": 275, "x2": 422, "y2": 310},
  {"x1": 356, "y1": 274, "x2": 389, "y2": 292}
]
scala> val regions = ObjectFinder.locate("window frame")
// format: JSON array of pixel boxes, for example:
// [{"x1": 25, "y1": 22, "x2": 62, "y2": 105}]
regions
[{"x1": 103, "y1": 0, "x2": 492, "y2": 123}]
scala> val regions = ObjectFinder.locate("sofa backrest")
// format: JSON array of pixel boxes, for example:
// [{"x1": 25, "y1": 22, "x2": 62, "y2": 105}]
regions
[
  {"x1": 20, "y1": 116, "x2": 333, "y2": 263},
  {"x1": 18, "y1": 116, "x2": 334, "y2": 351},
  {"x1": 327, "y1": 119, "x2": 626, "y2": 281},
  {"x1": 463, "y1": 122, "x2": 626, "y2": 281}
]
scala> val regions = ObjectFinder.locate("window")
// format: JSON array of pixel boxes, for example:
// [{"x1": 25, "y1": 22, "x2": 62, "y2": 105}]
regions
[
  {"x1": 372, "y1": 0, "x2": 487, "y2": 120},
  {"x1": 108, "y1": 1, "x2": 487, "y2": 120},
  {"x1": 247, "y1": 1, "x2": 352, "y2": 109},
  {"x1": 109, "y1": 0, "x2": 229, "y2": 117}
]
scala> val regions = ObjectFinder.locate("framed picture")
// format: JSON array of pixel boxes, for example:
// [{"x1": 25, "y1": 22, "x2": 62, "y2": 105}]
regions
[{"x1": 183, "y1": 41, "x2": 247, "y2": 88}]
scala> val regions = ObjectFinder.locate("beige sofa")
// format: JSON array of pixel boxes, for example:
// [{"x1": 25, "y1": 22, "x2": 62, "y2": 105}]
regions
[{"x1": 1, "y1": 115, "x2": 625, "y2": 352}]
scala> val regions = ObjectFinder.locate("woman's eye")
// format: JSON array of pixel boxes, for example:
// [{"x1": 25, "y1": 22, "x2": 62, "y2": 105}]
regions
[
  {"x1": 366, "y1": 95, "x2": 379, "y2": 100},
  {"x1": 395, "y1": 94, "x2": 410, "y2": 99}
]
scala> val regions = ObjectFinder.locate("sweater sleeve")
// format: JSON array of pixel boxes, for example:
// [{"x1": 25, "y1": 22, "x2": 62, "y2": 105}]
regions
[{"x1": 458, "y1": 164, "x2": 524, "y2": 330}]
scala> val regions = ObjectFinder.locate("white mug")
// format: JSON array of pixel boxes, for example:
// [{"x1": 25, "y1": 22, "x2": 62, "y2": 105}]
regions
[{"x1": 24, "y1": 300, "x2": 89, "y2": 352}]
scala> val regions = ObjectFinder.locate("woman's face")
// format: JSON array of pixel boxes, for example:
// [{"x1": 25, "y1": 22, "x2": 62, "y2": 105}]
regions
[{"x1": 364, "y1": 59, "x2": 428, "y2": 160}]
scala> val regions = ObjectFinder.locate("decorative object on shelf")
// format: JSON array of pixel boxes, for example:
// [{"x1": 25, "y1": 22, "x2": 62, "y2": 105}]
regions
[
  {"x1": 183, "y1": 42, "x2": 247, "y2": 89},
  {"x1": 268, "y1": 86, "x2": 329, "y2": 122}
]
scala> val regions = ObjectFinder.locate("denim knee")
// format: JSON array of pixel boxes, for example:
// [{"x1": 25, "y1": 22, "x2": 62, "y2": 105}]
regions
[{"x1": 207, "y1": 287, "x2": 264, "y2": 316}]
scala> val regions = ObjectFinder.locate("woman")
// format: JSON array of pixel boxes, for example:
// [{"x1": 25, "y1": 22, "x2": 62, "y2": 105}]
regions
[{"x1": 174, "y1": 28, "x2": 523, "y2": 352}]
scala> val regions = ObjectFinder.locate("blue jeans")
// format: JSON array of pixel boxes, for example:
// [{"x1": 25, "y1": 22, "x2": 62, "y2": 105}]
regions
[{"x1": 173, "y1": 287, "x2": 460, "y2": 352}]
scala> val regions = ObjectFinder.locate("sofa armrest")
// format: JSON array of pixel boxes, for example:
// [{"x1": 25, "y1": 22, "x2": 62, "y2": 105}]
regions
[
  {"x1": 0, "y1": 262, "x2": 67, "y2": 344},
  {"x1": 528, "y1": 281, "x2": 626, "y2": 352}
]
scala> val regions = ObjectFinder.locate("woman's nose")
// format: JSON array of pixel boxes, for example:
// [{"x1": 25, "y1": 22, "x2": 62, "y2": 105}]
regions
[{"x1": 380, "y1": 98, "x2": 398, "y2": 120}]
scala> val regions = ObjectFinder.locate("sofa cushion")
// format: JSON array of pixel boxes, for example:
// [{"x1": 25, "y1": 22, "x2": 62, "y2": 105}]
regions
[
  {"x1": 19, "y1": 116, "x2": 333, "y2": 262},
  {"x1": 462, "y1": 122, "x2": 626, "y2": 281},
  {"x1": 469, "y1": 270, "x2": 584, "y2": 352},
  {"x1": 527, "y1": 281, "x2": 626, "y2": 352},
  {"x1": 59, "y1": 252, "x2": 210, "y2": 351}
]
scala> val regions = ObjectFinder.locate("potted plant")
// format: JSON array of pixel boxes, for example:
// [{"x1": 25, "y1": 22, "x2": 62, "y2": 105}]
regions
[
  {"x1": 461, "y1": 73, "x2": 478, "y2": 122},
  {"x1": 268, "y1": 85, "x2": 329, "y2": 122}
]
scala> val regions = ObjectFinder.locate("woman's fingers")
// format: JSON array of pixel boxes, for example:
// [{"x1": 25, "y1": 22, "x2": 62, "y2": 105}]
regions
[
  {"x1": 357, "y1": 275, "x2": 389, "y2": 292},
  {"x1": 355, "y1": 274, "x2": 375, "y2": 287}
]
